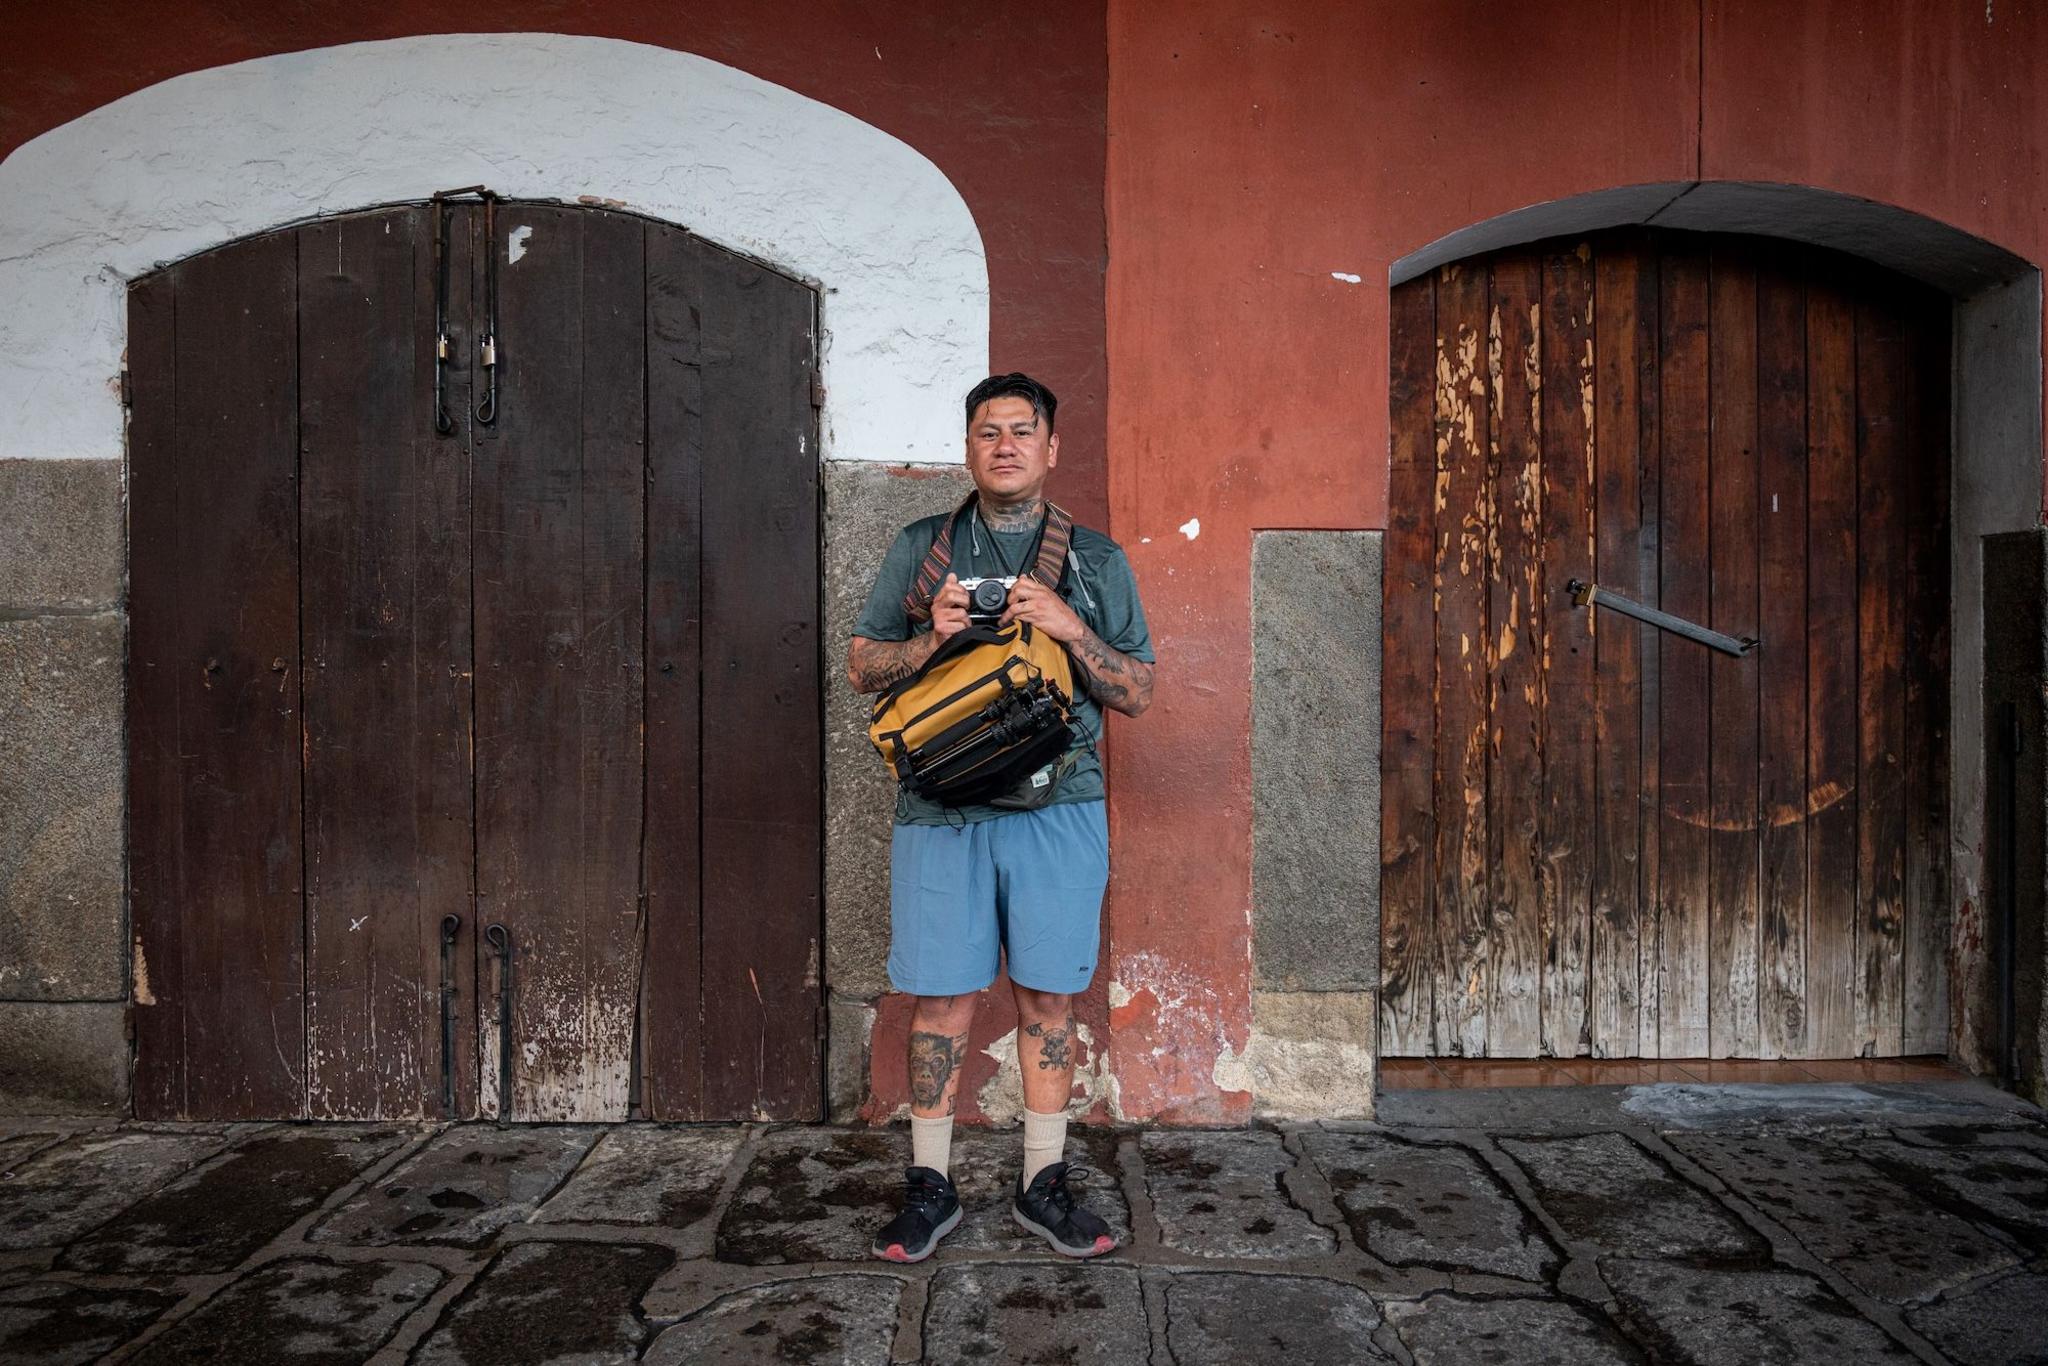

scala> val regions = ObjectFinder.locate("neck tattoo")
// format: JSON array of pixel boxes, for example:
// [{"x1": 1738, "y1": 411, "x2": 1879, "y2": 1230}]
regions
[{"x1": 979, "y1": 495, "x2": 1045, "y2": 533}]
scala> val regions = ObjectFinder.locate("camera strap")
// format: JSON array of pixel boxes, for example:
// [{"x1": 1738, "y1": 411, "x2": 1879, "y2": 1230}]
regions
[{"x1": 903, "y1": 493, "x2": 1074, "y2": 624}]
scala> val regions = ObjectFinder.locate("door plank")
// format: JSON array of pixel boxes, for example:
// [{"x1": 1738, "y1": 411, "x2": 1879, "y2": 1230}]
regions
[
  {"x1": 134, "y1": 235, "x2": 307, "y2": 1117},
  {"x1": 1755, "y1": 258, "x2": 1811, "y2": 1060},
  {"x1": 1633, "y1": 238, "x2": 1666, "y2": 1055},
  {"x1": 1486, "y1": 251, "x2": 1545, "y2": 1058},
  {"x1": 298, "y1": 208, "x2": 475, "y2": 1119},
  {"x1": 1589, "y1": 240, "x2": 1651, "y2": 1059},
  {"x1": 1902, "y1": 298, "x2": 1953, "y2": 1055},
  {"x1": 1706, "y1": 245, "x2": 1762, "y2": 1058},
  {"x1": 640, "y1": 224, "x2": 709, "y2": 1117},
  {"x1": 1540, "y1": 243, "x2": 1597, "y2": 1058},
  {"x1": 1856, "y1": 292, "x2": 1909, "y2": 1057},
  {"x1": 694, "y1": 248, "x2": 824, "y2": 1119},
  {"x1": 1803, "y1": 267, "x2": 1860, "y2": 1060},
  {"x1": 1432, "y1": 262, "x2": 1494, "y2": 1056},
  {"x1": 1380, "y1": 278, "x2": 1439, "y2": 1056},
  {"x1": 473, "y1": 206, "x2": 647, "y2": 1120},
  {"x1": 1654, "y1": 249, "x2": 1713, "y2": 1059},
  {"x1": 126, "y1": 270, "x2": 186, "y2": 1119}
]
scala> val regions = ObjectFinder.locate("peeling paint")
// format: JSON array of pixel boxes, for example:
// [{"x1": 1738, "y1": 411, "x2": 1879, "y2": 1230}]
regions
[
  {"x1": 1179, "y1": 517, "x2": 1201, "y2": 540},
  {"x1": 132, "y1": 936, "x2": 156, "y2": 1006},
  {"x1": 1330, "y1": 271, "x2": 1362, "y2": 284},
  {"x1": 1211, "y1": 1039, "x2": 1252, "y2": 1094},
  {"x1": 507, "y1": 225, "x2": 533, "y2": 263}
]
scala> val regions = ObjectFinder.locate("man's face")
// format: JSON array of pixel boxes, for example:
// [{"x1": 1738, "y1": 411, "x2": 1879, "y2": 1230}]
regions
[{"x1": 965, "y1": 396, "x2": 1059, "y2": 503}]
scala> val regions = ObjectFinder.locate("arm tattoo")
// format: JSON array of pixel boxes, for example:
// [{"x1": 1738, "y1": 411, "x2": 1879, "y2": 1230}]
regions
[
  {"x1": 1022, "y1": 1018, "x2": 1075, "y2": 1072},
  {"x1": 848, "y1": 632, "x2": 942, "y2": 694},
  {"x1": 1067, "y1": 627, "x2": 1155, "y2": 717},
  {"x1": 908, "y1": 1030, "x2": 969, "y2": 1113}
]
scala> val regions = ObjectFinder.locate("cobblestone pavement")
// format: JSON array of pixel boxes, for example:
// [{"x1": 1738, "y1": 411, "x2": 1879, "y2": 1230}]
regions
[{"x1": 1, "y1": 1080, "x2": 2043, "y2": 1364}]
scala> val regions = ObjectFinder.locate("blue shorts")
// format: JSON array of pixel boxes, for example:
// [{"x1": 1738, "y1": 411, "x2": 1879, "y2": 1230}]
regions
[{"x1": 887, "y1": 801, "x2": 1110, "y2": 996}]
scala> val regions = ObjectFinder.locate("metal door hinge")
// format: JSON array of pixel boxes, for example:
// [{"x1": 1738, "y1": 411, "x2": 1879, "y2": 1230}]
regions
[
  {"x1": 810, "y1": 374, "x2": 826, "y2": 409},
  {"x1": 119, "y1": 368, "x2": 132, "y2": 409}
]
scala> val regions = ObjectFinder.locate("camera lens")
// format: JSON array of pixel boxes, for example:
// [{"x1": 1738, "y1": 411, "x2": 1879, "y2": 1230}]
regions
[{"x1": 972, "y1": 579, "x2": 1008, "y2": 614}]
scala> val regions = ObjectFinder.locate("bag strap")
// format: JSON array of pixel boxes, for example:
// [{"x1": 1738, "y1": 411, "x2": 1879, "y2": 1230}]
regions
[{"x1": 903, "y1": 495, "x2": 1075, "y2": 623}]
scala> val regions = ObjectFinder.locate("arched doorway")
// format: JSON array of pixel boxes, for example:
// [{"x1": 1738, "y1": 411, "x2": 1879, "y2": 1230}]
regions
[
  {"x1": 127, "y1": 200, "x2": 821, "y2": 1121},
  {"x1": 1380, "y1": 229, "x2": 1950, "y2": 1061}
]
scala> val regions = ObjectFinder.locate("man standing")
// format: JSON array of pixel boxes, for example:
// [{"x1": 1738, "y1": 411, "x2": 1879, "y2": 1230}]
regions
[{"x1": 848, "y1": 373, "x2": 1155, "y2": 1262}]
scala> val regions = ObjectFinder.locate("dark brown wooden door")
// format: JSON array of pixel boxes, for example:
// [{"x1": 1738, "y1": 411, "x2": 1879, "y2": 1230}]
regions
[
  {"x1": 1381, "y1": 231, "x2": 1950, "y2": 1061},
  {"x1": 129, "y1": 202, "x2": 822, "y2": 1120}
]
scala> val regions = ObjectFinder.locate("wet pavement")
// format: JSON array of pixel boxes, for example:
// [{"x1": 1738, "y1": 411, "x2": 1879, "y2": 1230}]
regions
[{"x1": 0, "y1": 1079, "x2": 2042, "y2": 1364}]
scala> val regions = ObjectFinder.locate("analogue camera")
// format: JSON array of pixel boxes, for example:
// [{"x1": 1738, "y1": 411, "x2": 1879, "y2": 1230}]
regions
[{"x1": 957, "y1": 576, "x2": 1017, "y2": 624}]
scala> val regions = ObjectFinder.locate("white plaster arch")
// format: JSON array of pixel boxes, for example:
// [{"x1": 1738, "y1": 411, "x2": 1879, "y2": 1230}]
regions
[{"x1": 0, "y1": 33, "x2": 989, "y2": 464}]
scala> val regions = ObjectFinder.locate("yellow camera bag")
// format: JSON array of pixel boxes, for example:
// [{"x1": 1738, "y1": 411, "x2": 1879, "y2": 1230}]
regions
[{"x1": 868, "y1": 620, "x2": 1076, "y2": 806}]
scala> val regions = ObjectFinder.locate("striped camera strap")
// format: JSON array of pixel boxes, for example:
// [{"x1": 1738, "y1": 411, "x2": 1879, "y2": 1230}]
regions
[{"x1": 903, "y1": 493, "x2": 1074, "y2": 624}]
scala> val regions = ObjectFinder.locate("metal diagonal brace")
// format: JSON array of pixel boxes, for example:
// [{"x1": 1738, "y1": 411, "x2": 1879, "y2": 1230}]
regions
[{"x1": 1566, "y1": 579, "x2": 1757, "y2": 658}]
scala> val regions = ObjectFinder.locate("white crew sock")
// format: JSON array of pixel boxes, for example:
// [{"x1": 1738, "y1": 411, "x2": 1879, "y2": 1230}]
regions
[
  {"x1": 1021, "y1": 1106, "x2": 1068, "y2": 1187},
  {"x1": 910, "y1": 1112, "x2": 954, "y2": 1177}
]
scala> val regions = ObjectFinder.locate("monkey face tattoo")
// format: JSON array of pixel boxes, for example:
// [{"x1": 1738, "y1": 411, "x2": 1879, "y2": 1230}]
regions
[{"x1": 908, "y1": 1031, "x2": 966, "y2": 1111}]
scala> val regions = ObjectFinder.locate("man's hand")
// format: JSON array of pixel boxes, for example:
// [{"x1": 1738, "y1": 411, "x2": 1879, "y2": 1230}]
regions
[
  {"x1": 1000, "y1": 577, "x2": 1086, "y2": 643},
  {"x1": 1003, "y1": 577, "x2": 1154, "y2": 716},
  {"x1": 931, "y1": 574, "x2": 971, "y2": 642}
]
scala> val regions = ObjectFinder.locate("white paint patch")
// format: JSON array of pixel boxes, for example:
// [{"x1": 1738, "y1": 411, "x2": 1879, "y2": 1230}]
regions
[
  {"x1": 1106, "y1": 980, "x2": 1133, "y2": 1010},
  {"x1": 1179, "y1": 517, "x2": 1201, "y2": 540},
  {"x1": 1330, "y1": 271, "x2": 1363, "y2": 284},
  {"x1": 507, "y1": 225, "x2": 533, "y2": 264},
  {"x1": 1139, "y1": 537, "x2": 1151, "y2": 545},
  {"x1": 1211, "y1": 1039, "x2": 1253, "y2": 1095},
  {"x1": 0, "y1": 33, "x2": 988, "y2": 464}
]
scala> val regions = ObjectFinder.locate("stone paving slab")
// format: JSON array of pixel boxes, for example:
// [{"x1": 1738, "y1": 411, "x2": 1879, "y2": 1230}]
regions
[
  {"x1": 1668, "y1": 1130, "x2": 2019, "y2": 1303},
  {"x1": 1603, "y1": 1259, "x2": 1918, "y2": 1363},
  {"x1": 1857, "y1": 1134, "x2": 2048, "y2": 1244},
  {"x1": 0, "y1": 1279, "x2": 179, "y2": 1366},
  {"x1": 126, "y1": 1257, "x2": 444, "y2": 1365},
  {"x1": 312, "y1": 1125, "x2": 596, "y2": 1247},
  {"x1": 0, "y1": 1132, "x2": 62, "y2": 1173},
  {"x1": 1141, "y1": 1130, "x2": 1335, "y2": 1259},
  {"x1": 1382, "y1": 1291, "x2": 1639, "y2": 1365},
  {"x1": 413, "y1": 1240, "x2": 673, "y2": 1366},
  {"x1": 1890, "y1": 1121, "x2": 2048, "y2": 1155},
  {"x1": 923, "y1": 1262, "x2": 1146, "y2": 1366},
  {"x1": 1, "y1": 1130, "x2": 227, "y2": 1250},
  {"x1": 642, "y1": 1273, "x2": 902, "y2": 1365},
  {"x1": 1163, "y1": 1271, "x2": 1392, "y2": 1363},
  {"x1": 1498, "y1": 1132, "x2": 1768, "y2": 1263},
  {"x1": 716, "y1": 1126, "x2": 1131, "y2": 1264},
  {"x1": 1300, "y1": 1130, "x2": 1557, "y2": 1280},
  {"x1": 63, "y1": 1128, "x2": 409, "y2": 1274},
  {"x1": 532, "y1": 1126, "x2": 744, "y2": 1228},
  {"x1": 1906, "y1": 1264, "x2": 2048, "y2": 1366}
]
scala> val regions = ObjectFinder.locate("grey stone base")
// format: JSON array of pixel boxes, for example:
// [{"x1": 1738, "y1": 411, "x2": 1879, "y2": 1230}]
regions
[{"x1": 0, "y1": 1002, "x2": 127, "y2": 1115}]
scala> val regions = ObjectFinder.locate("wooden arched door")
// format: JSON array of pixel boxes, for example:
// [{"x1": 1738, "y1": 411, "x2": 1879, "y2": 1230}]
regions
[
  {"x1": 127, "y1": 201, "x2": 822, "y2": 1120},
  {"x1": 1381, "y1": 231, "x2": 1950, "y2": 1061}
]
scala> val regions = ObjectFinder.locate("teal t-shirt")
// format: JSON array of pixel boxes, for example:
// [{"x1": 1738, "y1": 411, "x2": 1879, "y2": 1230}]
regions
[{"x1": 853, "y1": 508, "x2": 1154, "y2": 825}]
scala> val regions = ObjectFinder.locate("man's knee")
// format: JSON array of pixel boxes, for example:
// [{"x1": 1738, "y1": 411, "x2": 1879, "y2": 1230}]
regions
[
  {"x1": 911, "y1": 993, "x2": 978, "y2": 1028},
  {"x1": 1012, "y1": 984, "x2": 1073, "y2": 1022}
]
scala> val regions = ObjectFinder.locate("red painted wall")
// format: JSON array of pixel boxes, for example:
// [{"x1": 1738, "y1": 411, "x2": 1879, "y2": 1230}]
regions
[
  {"x1": 0, "y1": 1, "x2": 1109, "y2": 526},
  {"x1": 1103, "y1": 0, "x2": 2047, "y2": 1119}
]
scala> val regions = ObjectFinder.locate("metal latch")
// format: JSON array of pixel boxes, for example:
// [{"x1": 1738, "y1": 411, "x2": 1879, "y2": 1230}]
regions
[{"x1": 1566, "y1": 579, "x2": 1757, "y2": 658}]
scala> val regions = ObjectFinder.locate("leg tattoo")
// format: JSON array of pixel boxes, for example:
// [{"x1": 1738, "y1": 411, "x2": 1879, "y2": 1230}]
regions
[
  {"x1": 1022, "y1": 1017, "x2": 1074, "y2": 1072},
  {"x1": 908, "y1": 1031, "x2": 969, "y2": 1112}
]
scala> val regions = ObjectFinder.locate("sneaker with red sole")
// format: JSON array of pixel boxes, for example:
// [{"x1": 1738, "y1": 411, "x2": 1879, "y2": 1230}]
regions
[
  {"x1": 1013, "y1": 1161, "x2": 1117, "y2": 1258},
  {"x1": 871, "y1": 1166, "x2": 962, "y2": 1263}
]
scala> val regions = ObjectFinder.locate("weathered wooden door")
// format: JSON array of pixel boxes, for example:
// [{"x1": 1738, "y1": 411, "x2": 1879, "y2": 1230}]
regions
[
  {"x1": 128, "y1": 202, "x2": 822, "y2": 1121},
  {"x1": 1381, "y1": 231, "x2": 1950, "y2": 1060}
]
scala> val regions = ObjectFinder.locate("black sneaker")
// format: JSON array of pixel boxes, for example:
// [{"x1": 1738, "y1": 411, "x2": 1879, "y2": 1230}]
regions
[
  {"x1": 1013, "y1": 1161, "x2": 1117, "y2": 1258},
  {"x1": 871, "y1": 1166, "x2": 962, "y2": 1264}
]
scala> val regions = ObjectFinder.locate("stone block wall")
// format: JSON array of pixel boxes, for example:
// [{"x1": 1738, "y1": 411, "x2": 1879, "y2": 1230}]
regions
[
  {"x1": 820, "y1": 460, "x2": 975, "y2": 1117},
  {"x1": 0, "y1": 458, "x2": 129, "y2": 1113},
  {"x1": 1247, "y1": 531, "x2": 1382, "y2": 1118}
]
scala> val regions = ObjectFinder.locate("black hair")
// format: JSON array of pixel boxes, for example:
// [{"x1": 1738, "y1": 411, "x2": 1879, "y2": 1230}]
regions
[{"x1": 964, "y1": 372, "x2": 1058, "y2": 433}]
